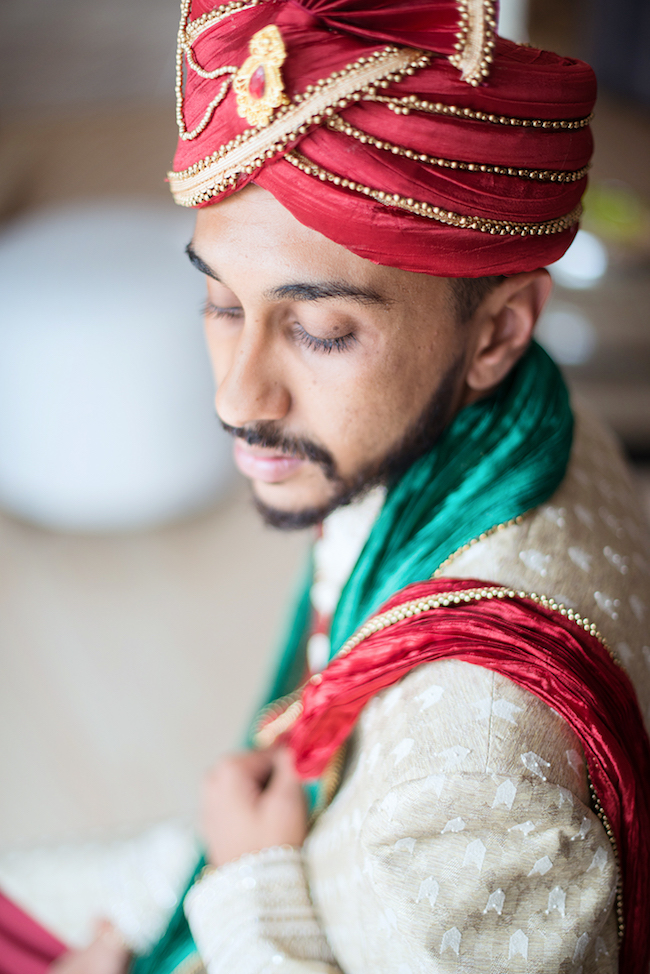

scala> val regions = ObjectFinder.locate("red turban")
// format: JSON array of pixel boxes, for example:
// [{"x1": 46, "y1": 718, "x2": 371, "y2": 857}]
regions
[{"x1": 169, "y1": 0, "x2": 596, "y2": 276}]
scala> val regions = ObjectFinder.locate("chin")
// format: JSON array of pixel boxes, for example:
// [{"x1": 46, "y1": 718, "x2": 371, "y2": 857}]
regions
[
  {"x1": 250, "y1": 480, "x2": 331, "y2": 530},
  {"x1": 251, "y1": 471, "x2": 384, "y2": 531}
]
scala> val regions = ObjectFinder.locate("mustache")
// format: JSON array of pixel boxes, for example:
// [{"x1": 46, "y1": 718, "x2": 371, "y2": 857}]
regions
[{"x1": 220, "y1": 420, "x2": 339, "y2": 482}]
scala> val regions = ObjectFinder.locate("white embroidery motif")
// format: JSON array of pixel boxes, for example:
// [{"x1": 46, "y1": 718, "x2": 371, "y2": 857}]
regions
[
  {"x1": 520, "y1": 751, "x2": 550, "y2": 780},
  {"x1": 416, "y1": 876, "x2": 440, "y2": 909},
  {"x1": 528, "y1": 856, "x2": 553, "y2": 876},
  {"x1": 440, "y1": 928, "x2": 461, "y2": 956},
  {"x1": 508, "y1": 930, "x2": 529, "y2": 960},
  {"x1": 483, "y1": 889, "x2": 505, "y2": 915}
]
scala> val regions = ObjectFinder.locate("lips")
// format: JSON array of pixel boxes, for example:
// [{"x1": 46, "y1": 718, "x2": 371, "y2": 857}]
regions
[{"x1": 233, "y1": 438, "x2": 305, "y2": 483}]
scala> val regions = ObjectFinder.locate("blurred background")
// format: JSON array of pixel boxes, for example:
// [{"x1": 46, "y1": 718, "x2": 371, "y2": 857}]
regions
[{"x1": 0, "y1": 0, "x2": 648, "y2": 854}]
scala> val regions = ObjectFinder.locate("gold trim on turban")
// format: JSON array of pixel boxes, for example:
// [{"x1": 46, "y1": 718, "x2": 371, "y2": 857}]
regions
[{"x1": 169, "y1": 46, "x2": 431, "y2": 205}]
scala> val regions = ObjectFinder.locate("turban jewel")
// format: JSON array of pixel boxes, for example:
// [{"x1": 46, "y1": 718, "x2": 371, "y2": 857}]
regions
[{"x1": 169, "y1": 0, "x2": 597, "y2": 276}]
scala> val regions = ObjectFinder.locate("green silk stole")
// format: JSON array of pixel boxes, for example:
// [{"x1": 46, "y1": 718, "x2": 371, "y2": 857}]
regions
[{"x1": 132, "y1": 341, "x2": 574, "y2": 974}]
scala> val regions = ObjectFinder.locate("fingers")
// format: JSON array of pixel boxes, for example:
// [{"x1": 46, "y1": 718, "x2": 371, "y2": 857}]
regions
[
  {"x1": 201, "y1": 746, "x2": 308, "y2": 865},
  {"x1": 266, "y1": 747, "x2": 302, "y2": 797},
  {"x1": 93, "y1": 920, "x2": 127, "y2": 950},
  {"x1": 49, "y1": 921, "x2": 130, "y2": 974},
  {"x1": 209, "y1": 749, "x2": 274, "y2": 788}
]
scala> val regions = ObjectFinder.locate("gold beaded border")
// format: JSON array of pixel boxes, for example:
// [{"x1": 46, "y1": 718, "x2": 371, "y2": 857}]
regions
[
  {"x1": 254, "y1": 583, "x2": 615, "y2": 748},
  {"x1": 284, "y1": 150, "x2": 582, "y2": 236},
  {"x1": 175, "y1": 0, "x2": 263, "y2": 141},
  {"x1": 449, "y1": 0, "x2": 497, "y2": 86},
  {"x1": 169, "y1": 47, "x2": 431, "y2": 204},
  {"x1": 254, "y1": 583, "x2": 624, "y2": 939},
  {"x1": 433, "y1": 513, "x2": 529, "y2": 577},
  {"x1": 370, "y1": 93, "x2": 594, "y2": 130},
  {"x1": 184, "y1": 0, "x2": 267, "y2": 44},
  {"x1": 334, "y1": 585, "x2": 612, "y2": 658},
  {"x1": 588, "y1": 776, "x2": 624, "y2": 940},
  {"x1": 325, "y1": 115, "x2": 590, "y2": 183}
]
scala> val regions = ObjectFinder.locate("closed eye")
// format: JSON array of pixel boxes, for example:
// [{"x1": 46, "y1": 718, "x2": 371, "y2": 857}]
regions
[
  {"x1": 293, "y1": 323, "x2": 357, "y2": 354},
  {"x1": 202, "y1": 300, "x2": 243, "y2": 320}
]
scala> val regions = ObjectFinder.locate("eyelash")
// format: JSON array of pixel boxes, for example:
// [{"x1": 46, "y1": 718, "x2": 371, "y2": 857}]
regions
[
  {"x1": 202, "y1": 301, "x2": 357, "y2": 354},
  {"x1": 202, "y1": 300, "x2": 242, "y2": 320},
  {"x1": 292, "y1": 324, "x2": 357, "y2": 355}
]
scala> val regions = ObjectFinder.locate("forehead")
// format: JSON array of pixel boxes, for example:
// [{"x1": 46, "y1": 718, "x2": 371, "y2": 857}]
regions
[{"x1": 192, "y1": 184, "x2": 451, "y2": 309}]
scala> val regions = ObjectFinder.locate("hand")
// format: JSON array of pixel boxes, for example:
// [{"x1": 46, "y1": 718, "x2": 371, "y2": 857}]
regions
[
  {"x1": 202, "y1": 747, "x2": 308, "y2": 867},
  {"x1": 50, "y1": 921, "x2": 130, "y2": 974}
]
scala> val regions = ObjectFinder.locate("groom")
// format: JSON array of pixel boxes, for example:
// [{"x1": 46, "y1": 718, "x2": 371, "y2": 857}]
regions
[{"x1": 46, "y1": 1, "x2": 650, "y2": 972}]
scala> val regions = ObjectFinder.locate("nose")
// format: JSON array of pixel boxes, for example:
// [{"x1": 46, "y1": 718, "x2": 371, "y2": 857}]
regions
[{"x1": 213, "y1": 323, "x2": 291, "y2": 428}]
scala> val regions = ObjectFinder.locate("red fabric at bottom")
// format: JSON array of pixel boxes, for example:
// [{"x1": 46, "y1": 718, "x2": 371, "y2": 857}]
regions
[
  {"x1": 0, "y1": 892, "x2": 67, "y2": 974},
  {"x1": 287, "y1": 578, "x2": 650, "y2": 974}
]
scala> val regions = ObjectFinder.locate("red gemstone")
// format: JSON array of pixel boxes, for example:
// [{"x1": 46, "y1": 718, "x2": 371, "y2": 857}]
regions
[{"x1": 249, "y1": 64, "x2": 266, "y2": 100}]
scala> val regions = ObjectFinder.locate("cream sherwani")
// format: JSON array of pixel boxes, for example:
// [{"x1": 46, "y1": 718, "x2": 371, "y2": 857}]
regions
[
  {"x1": 1, "y1": 409, "x2": 648, "y2": 971},
  {"x1": 187, "y1": 408, "x2": 649, "y2": 974}
]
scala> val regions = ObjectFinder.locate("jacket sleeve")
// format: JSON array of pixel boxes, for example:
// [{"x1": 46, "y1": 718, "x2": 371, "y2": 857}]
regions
[
  {"x1": 187, "y1": 659, "x2": 620, "y2": 973},
  {"x1": 184, "y1": 846, "x2": 340, "y2": 974},
  {"x1": 305, "y1": 658, "x2": 620, "y2": 973}
]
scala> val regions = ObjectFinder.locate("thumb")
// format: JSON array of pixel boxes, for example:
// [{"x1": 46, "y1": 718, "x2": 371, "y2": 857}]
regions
[{"x1": 268, "y1": 747, "x2": 303, "y2": 796}]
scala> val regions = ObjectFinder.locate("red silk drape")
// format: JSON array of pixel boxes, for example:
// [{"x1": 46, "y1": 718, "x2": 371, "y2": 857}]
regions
[
  {"x1": 0, "y1": 893, "x2": 66, "y2": 974},
  {"x1": 286, "y1": 578, "x2": 650, "y2": 973}
]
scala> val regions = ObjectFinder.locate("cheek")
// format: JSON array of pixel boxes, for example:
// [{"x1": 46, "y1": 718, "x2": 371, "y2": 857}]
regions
[
  {"x1": 320, "y1": 336, "x2": 453, "y2": 467},
  {"x1": 303, "y1": 355, "x2": 413, "y2": 467}
]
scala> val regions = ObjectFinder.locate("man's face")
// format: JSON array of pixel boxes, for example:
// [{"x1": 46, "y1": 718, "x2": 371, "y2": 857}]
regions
[{"x1": 190, "y1": 185, "x2": 474, "y2": 527}]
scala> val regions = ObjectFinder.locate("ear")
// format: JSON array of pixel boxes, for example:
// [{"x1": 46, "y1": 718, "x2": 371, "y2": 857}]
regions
[{"x1": 464, "y1": 269, "x2": 553, "y2": 397}]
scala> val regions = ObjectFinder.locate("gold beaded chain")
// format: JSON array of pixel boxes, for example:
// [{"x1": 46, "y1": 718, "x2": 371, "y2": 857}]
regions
[
  {"x1": 449, "y1": 0, "x2": 497, "y2": 86},
  {"x1": 432, "y1": 513, "x2": 529, "y2": 577},
  {"x1": 254, "y1": 583, "x2": 616, "y2": 749},
  {"x1": 175, "y1": 0, "x2": 266, "y2": 141},
  {"x1": 284, "y1": 150, "x2": 582, "y2": 236},
  {"x1": 588, "y1": 775, "x2": 625, "y2": 941},
  {"x1": 169, "y1": 47, "x2": 432, "y2": 204},
  {"x1": 369, "y1": 93, "x2": 594, "y2": 130},
  {"x1": 325, "y1": 115, "x2": 590, "y2": 183},
  {"x1": 185, "y1": 0, "x2": 268, "y2": 44},
  {"x1": 253, "y1": 583, "x2": 625, "y2": 940},
  {"x1": 333, "y1": 585, "x2": 612, "y2": 659},
  {"x1": 171, "y1": 0, "x2": 593, "y2": 204}
]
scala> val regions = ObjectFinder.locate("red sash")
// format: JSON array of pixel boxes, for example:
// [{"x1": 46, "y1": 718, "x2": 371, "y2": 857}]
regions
[
  {"x1": 283, "y1": 578, "x2": 650, "y2": 974},
  {"x1": 0, "y1": 892, "x2": 66, "y2": 974}
]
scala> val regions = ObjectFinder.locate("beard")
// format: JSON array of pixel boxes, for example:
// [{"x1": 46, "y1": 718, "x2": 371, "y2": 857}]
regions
[{"x1": 221, "y1": 354, "x2": 464, "y2": 530}]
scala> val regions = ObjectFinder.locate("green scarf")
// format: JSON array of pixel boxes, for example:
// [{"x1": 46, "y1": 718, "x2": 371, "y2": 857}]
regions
[{"x1": 132, "y1": 341, "x2": 573, "y2": 974}]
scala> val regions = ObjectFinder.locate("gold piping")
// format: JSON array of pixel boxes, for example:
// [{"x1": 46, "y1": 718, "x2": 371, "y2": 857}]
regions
[
  {"x1": 253, "y1": 583, "x2": 624, "y2": 937},
  {"x1": 369, "y1": 93, "x2": 593, "y2": 130},
  {"x1": 588, "y1": 775, "x2": 624, "y2": 941},
  {"x1": 169, "y1": 47, "x2": 431, "y2": 204},
  {"x1": 449, "y1": 0, "x2": 497, "y2": 86},
  {"x1": 176, "y1": 0, "x2": 259, "y2": 141},
  {"x1": 325, "y1": 116, "x2": 590, "y2": 183},
  {"x1": 185, "y1": 0, "x2": 268, "y2": 44},
  {"x1": 432, "y1": 512, "x2": 530, "y2": 577},
  {"x1": 284, "y1": 150, "x2": 582, "y2": 236},
  {"x1": 253, "y1": 584, "x2": 615, "y2": 749}
]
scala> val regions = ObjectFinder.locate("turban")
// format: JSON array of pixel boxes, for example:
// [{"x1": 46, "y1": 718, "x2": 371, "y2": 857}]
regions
[{"x1": 169, "y1": 0, "x2": 597, "y2": 276}]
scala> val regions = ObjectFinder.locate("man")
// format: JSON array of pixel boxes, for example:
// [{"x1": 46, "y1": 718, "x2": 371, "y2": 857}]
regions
[{"x1": 3, "y1": 1, "x2": 650, "y2": 972}]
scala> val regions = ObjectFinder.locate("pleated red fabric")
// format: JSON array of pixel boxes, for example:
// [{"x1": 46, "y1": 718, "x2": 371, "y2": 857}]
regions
[
  {"x1": 284, "y1": 577, "x2": 650, "y2": 974},
  {"x1": 171, "y1": 0, "x2": 597, "y2": 275}
]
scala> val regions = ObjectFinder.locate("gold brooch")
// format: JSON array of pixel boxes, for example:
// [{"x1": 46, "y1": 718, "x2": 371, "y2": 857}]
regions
[{"x1": 234, "y1": 25, "x2": 289, "y2": 128}]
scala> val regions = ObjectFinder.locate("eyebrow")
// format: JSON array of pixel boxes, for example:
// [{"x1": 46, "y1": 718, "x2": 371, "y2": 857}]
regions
[
  {"x1": 265, "y1": 281, "x2": 389, "y2": 307},
  {"x1": 186, "y1": 242, "x2": 391, "y2": 308},
  {"x1": 186, "y1": 243, "x2": 221, "y2": 281}
]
